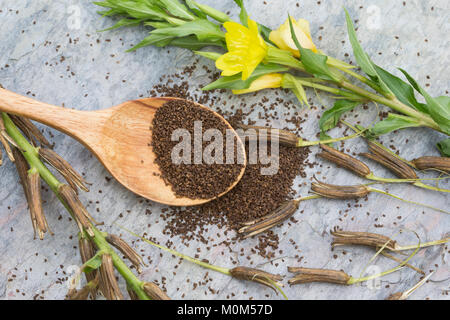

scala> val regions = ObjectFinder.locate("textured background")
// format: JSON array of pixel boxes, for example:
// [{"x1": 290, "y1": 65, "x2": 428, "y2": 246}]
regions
[{"x1": 0, "y1": 0, "x2": 449, "y2": 300}]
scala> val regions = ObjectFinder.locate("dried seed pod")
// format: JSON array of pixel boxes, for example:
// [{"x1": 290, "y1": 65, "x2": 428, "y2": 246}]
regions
[
  {"x1": 331, "y1": 230, "x2": 398, "y2": 251},
  {"x1": 106, "y1": 234, "x2": 145, "y2": 273},
  {"x1": 127, "y1": 286, "x2": 139, "y2": 300},
  {"x1": 311, "y1": 181, "x2": 370, "y2": 199},
  {"x1": 99, "y1": 254, "x2": 124, "y2": 300},
  {"x1": 9, "y1": 115, "x2": 52, "y2": 148},
  {"x1": 27, "y1": 169, "x2": 51, "y2": 240},
  {"x1": 288, "y1": 267, "x2": 351, "y2": 285},
  {"x1": 386, "y1": 292, "x2": 404, "y2": 300},
  {"x1": 79, "y1": 235, "x2": 99, "y2": 294},
  {"x1": 412, "y1": 156, "x2": 450, "y2": 173},
  {"x1": 0, "y1": 116, "x2": 15, "y2": 163},
  {"x1": 142, "y1": 282, "x2": 171, "y2": 300},
  {"x1": 229, "y1": 266, "x2": 283, "y2": 291},
  {"x1": 58, "y1": 184, "x2": 100, "y2": 236},
  {"x1": 239, "y1": 200, "x2": 300, "y2": 238},
  {"x1": 66, "y1": 278, "x2": 99, "y2": 300},
  {"x1": 363, "y1": 141, "x2": 417, "y2": 179},
  {"x1": 318, "y1": 144, "x2": 371, "y2": 177},
  {"x1": 236, "y1": 124, "x2": 299, "y2": 147},
  {"x1": 38, "y1": 147, "x2": 89, "y2": 193}
]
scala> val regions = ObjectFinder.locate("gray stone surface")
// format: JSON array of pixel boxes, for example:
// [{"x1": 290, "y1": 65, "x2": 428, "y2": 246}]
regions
[{"x1": 0, "y1": 0, "x2": 449, "y2": 300}]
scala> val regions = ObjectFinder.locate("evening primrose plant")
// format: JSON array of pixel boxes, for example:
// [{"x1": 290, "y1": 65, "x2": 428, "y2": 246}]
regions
[{"x1": 95, "y1": 0, "x2": 450, "y2": 155}]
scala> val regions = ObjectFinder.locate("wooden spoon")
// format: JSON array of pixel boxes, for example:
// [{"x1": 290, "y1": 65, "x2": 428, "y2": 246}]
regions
[{"x1": 0, "y1": 88, "x2": 247, "y2": 206}]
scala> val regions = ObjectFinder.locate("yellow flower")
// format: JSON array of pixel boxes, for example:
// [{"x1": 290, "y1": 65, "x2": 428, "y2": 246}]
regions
[
  {"x1": 269, "y1": 17, "x2": 317, "y2": 57},
  {"x1": 216, "y1": 18, "x2": 268, "y2": 80},
  {"x1": 233, "y1": 73, "x2": 283, "y2": 94}
]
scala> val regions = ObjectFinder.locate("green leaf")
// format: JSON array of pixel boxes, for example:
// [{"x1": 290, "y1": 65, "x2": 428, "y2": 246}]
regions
[
  {"x1": 186, "y1": 0, "x2": 230, "y2": 23},
  {"x1": 374, "y1": 65, "x2": 428, "y2": 113},
  {"x1": 83, "y1": 254, "x2": 103, "y2": 274},
  {"x1": 344, "y1": 9, "x2": 392, "y2": 95},
  {"x1": 202, "y1": 63, "x2": 289, "y2": 91},
  {"x1": 149, "y1": 19, "x2": 224, "y2": 41},
  {"x1": 400, "y1": 69, "x2": 450, "y2": 135},
  {"x1": 437, "y1": 138, "x2": 450, "y2": 157},
  {"x1": 184, "y1": 0, "x2": 208, "y2": 19},
  {"x1": 169, "y1": 36, "x2": 224, "y2": 50},
  {"x1": 194, "y1": 50, "x2": 222, "y2": 61},
  {"x1": 157, "y1": 0, "x2": 196, "y2": 20},
  {"x1": 370, "y1": 113, "x2": 421, "y2": 136},
  {"x1": 102, "y1": 0, "x2": 169, "y2": 20},
  {"x1": 145, "y1": 21, "x2": 173, "y2": 29},
  {"x1": 100, "y1": 18, "x2": 142, "y2": 32},
  {"x1": 281, "y1": 74, "x2": 308, "y2": 106},
  {"x1": 319, "y1": 100, "x2": 361, "y2": 132},
  {"x1": 127, "y1": 32, "x2": 175, "y2": 51},
  {"x1": 233, "y1": 0, "x2": 249, "y2": 26},
  {"x1": 288, "y1": 16, "x2": 337, "y2": 81},
  {"x1": 319, "y1": 132, "x2": 335, "y2": 148}
]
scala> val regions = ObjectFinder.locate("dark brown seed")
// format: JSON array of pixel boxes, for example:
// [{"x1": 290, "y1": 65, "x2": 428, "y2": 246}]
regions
[
  {"x1": 311, "y1": 181, "x2": 370, "y2": 199},
  {"x1": 142, "y1": 282, "x2": 171, "y2": 300},
  {"x1": 152, "y1": 99, "x2": 244, "y2": 200},
  {"x1": 331, "y1": 230, "x2": 397, "y2": 251},
  {"x1": 229, "y1": 266, "x2": 283, "y2": 291},
  {"x1": 412, "y1": 156, "x2": 450, "y2": 173},
  {"x1": 236, "y1": 124, "x2": 299, "y2": 147},
  {"x1": 363, "y1": 141, "x2": 417, "y2": 179},
  {"x1": 39, "y1": 147, "x2": 90, "y2": 192},
  {"x1": 9, "y1": 115, "x2": 52, "y2": 148},
  {"x1": 239, "y1": 200, "x2": 300, "y2": 238},
  {"x1": 288, "y1": 267, "x2": 351, "y2": 285},
  {"x1": 99, "y1": 254, "x2": 124, "y2": 300},
  {"x1": 318, "y1": 144, "x2": 371, "y2": 177},
  {"x1": 106, "y1": 234, "x2": 145, "y2": 273}
]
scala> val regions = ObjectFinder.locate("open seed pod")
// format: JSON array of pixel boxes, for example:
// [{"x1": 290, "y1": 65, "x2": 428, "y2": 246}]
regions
[
  {"x1": 331, "y1": 230, "x2": 398, "y2": 251},
  {"x1": 142, "y1": 282, "x2": 170, "y2": 300},
  {"x1": 230, "y1": 266, "x2": 283, "y2": 291}
]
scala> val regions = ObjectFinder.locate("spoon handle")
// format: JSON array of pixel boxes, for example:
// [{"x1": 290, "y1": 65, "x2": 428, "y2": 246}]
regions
[{"x1": 0, "y1": 88, "x2": 99, "y2": 140}]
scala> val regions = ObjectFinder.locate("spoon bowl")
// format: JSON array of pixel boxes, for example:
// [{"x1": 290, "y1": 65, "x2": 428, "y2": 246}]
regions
[{"x1": 0, "y1": 89, "x2": 247, "y2": 206}]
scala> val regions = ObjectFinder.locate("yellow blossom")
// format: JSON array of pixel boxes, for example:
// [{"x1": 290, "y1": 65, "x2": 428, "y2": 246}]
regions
[
  {"x1": 216, "y1": 18, "x2": 268, "y2": 80},
  {"x1": 233, "y1": 73, "x2": 283, "y2": 94},
  {"x1": 269, "y1": 17, "x2": 317, "y2": 57}
]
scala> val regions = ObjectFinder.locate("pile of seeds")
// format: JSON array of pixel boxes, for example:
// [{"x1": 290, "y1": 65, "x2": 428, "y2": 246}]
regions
[
  {"x1": 152, "y1": 99, "x2": 243, "y2": 200},
  {"x1": 148, "y1": 62, "x2": 312, "y2": 258}
]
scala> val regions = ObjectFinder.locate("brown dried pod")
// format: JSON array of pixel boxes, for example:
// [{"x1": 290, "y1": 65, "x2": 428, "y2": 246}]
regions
[
  {"x1": 142, "y1": 282, "x2": 171, "y2": 300},
  {"x1": 411, "y1": 156, "x2": 450, "y2": 173},
  {"x1": 66, "y1": 278, "x2": 99, "y2": 300},
  {"x1": 288, "y1": 267, "x2": 351, "y2": 285},
  {"x1": 127, "y1": 286, "x2": 139, "y2": 300},
  {"x1": 331, "y1": 230, "x2": 398, "y2": 251},
  {"x1": 386, "y1": 292, "x2": 404, "y2": 300},
  {"x1": 9, "y1": 114, "x2": 52, "y2": 148},
  {"x1": 106, "y1": 234, "x2": 145, "y2": 273},
  {"x1": 58, "y1": 184, "x2": 98, "y2": 236},
  {"x1": 318, "y1": 144, "x2": 371, "y2": 177},
  {"x1": 27, "y1": 169, "x2": 51, "y2": 240},
  {"x1": 311, "y1": 180, "x2": 370, "y2": 199},
  {"x1": 238, "y1": 200, "x2": 301, "y2": 238},
  {"x1": 38, "y1": 147, "x2": 89, "y2": 193},
  {"x1": 0, "y1": 116, "x2": 15, "y2": 163},
  {"x1": 363, "y1": 141, "x2": 417, "y2": 179},
  {"x1": 236, "y1": 124, "x2": 299, "y2": 147},
  {"x1": 99, "y1": 254, "x2": 124, "y2": 300},
  {"x1": 79, "y1": 235, "x2": 99, "y2": 294},
  {"x1": 229, "y1": 266, "x2": 283, "y2": 291}
]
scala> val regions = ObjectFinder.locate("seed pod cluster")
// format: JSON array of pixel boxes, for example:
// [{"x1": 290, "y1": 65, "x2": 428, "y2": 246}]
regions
[
  {"x1": 318, "y1": 144, "x2": 371, "y2": 177},
  {"x1": 288, "y1": 267, "x2": 351, "y2": 285},
  {"x1": 412, "y1": 156, "x2": 450, "y2": 173},
  {"x1": 331, "y1": 230, "x2": 398, "y2": 251},
  {"x1": 79, "y1": 235, "x2": 99, "y2": 297},
  {"x1": 229, "y1": 266, "x2": 283, "y2": 291},
  {"x1": 236, "y1": 124, "x2": 299, "y2": 147},
  {"x1": 9, "y1": 115, "x2": 52, "y2": 148},
  {"x1": 311, "y1": 180, "x2": 370, "y2": 199},
  {"x1": 106, "y1": 234, "x2": 145, "y2": 273},
  {"x1": 362, "y1": 141, "x2": 417, "y2": 179},
  {"x1": 142, "y1": 282, "x2": 171, "y2": 300},
  {"x1": 238, "y1": 200, "x2": 300, "y2": 238}
]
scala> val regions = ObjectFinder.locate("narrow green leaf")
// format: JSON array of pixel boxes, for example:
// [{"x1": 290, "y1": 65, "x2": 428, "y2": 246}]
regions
[
  {"x1": 437, "y1": 138, "x2": 450, "y2": 157},
  {"x1": 184, "y1": 0, "x2": 208, "y2": 19},
  {"x1": 233, "y1": 0, "x2": 249, "y2": 26},
  {"x1": 109, "y1": 0, "x2": 169, "y2": 20},
  {"x1": 374, "y1": 64, "x2": 428, "y2": 113},
  {"x1": 320, "y1": 132, "x2": 335, "y2": 148},
  {"x1": 344, "y1": 9, "x2": 392, "y2": 95},
  {"x1": 194, "y1": 50, "x2": 222, "y2": 61},
  {"x1": 202, "y1": 63, "x2": 288, "y2": 91},
  {"x1": 100, "y1": 18, "x2": 142, "y2": 32},
  {"x1": 149, "y1": 19, "x2": 224, "y2": 41},
  {"x1": 288, "y1": 16, "x2": 337, "y2": 81},
  {"x1": 83, "y1": 254, "x2": 103, "y2": 274},
  {"x1": 281, "y1": 74, "x2": 308, "y2": 106},
  {"x1": 157, "y1": 0, "x2": 196, "y2": 20},
  {"x1": 186, "y1": 0, "x2": 230, "y2": 22},
  {"x1": 370, "y1": 113, "x2": 421, "y2": 136},
  {"x1": 144, "y1": 21, "x2": 173, "y2": 29},
  {"x1": 127, "y1": 32, "x2": 175, "y2": 51},
  {"x1": 400, "y1": 69, "x2": 450, "y2": 135},
  {"x1": 319, "y1": 100, "x2": 361, "y2": 132},
  {"x1": 169, "y1": 36, "x2": 224, "y2": 50}
]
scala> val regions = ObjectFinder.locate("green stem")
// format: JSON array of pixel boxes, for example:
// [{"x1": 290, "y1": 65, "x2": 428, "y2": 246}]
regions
[
  {"x1": 298, "y1": 130, "x2": 363, "y2": 147},
  {"x1": 413, "y1": 181, "x2": 450, "y2": 193},
  {"x1": 1, "y1": 112, "x2": 150, "y2": 300},
  {"x1": 295, "y1": 78, "x2": 365, "y2": 101},
  {"x1": 395, "y1": 238, "x2": 449, "y2": 251},
  {"x1": 366, "y1": 173, "x2": 447, "y2": 184}
]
